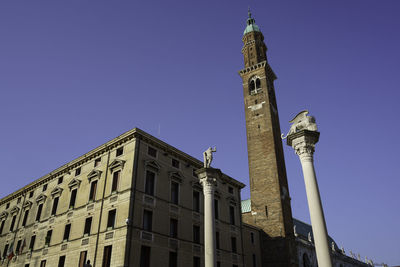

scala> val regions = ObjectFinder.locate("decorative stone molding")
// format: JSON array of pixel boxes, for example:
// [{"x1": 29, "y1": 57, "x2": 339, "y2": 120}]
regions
[
  {"x1": 68, "y1": 178, "x2": 81, "y2": 190},
  {"x1": 0, "y1": 211, "x2": 8, "y2": 220},
  {"x1": 87, "y1": 169, "x2": 102, "y2": 181},
  {"x1": 10, "y1": 206, "x2": 20, "y2": 215},
  {"x1": 144, "y1": 160, "x2": 160, "y2": 173},
  {"x1": 23, "y1": 200, "x2": 33, "y2": 210},
  {"x1": 168, "y1": 171, "x2": 184, "y2": 183},
  {"x1": 226, "y1": 196, "x2": 237, "y2": 206},
  {"x1": 36, "y1": 194, "x2": 47, "y2": 204},
  {"x1": 109, "y1": 159, "x2": 125, "y2": 173},
  {"x1": 50, "y1": 187, "x2": 63, "y2": 198}
]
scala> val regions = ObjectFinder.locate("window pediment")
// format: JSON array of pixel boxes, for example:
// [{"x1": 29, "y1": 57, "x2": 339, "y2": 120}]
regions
[
  {"x1": 226, "y1": 196, "x2": 237, "y2": 205},
  {"x1": 144, "y1": 160, "x2": 160, "y2": 173},
  {"x1": 51, "y1": 187, "x2": 63, "y2": 197},
  {"x1": 68, "y1": 178, "x2": 81, "y2": 190},
  {"x1": 87, "y1": 169, "x2": 102, "y2": 181},
  {"x1": 109, "y1": 159, "x2": 125, "y2": 173},
  {"x1": 10, "y1": 206, "x2": 20, "y2": 215},
  {"x1": 190, "y1": 181, "x2": 202, "y2": 191},
  {"x1": 168, "y1": 171, "x2": 184, "y2": 183},
  {"x1": 36, "y1": 194, "x2": 47, "y2": 204},
  {"x1": 23, "y1": 200, "x2": 33, "y2": 209},
  {"x1": 0, "y1": 211, "x2": 8, "y2": 220}
]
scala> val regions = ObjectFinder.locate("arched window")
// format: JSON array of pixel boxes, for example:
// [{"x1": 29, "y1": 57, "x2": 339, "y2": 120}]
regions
[
  {"x1": 303, "y1": 253, "x2": 311, "y2": 267},
  {"x1": 255, "y1": 78, "x2": 261, "y2": 89},
  {"x1": 249, "y1": 76, "x2": 261, "y2": 95},
  {"x1": 249, "y1": 80, "x2": 255, "y2": 94}
]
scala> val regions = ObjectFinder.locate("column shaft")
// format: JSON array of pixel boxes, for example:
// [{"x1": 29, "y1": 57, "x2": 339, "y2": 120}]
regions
[
  {"x1": 300, "y1": 155, "x2": 332, "y2": 267},
  {"x1": 203, "y1": 184, "x2": 216, "y2": 267}
]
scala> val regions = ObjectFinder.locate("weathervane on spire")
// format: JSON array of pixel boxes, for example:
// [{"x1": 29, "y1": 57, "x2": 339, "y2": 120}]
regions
[{"x1": 248, "y1": 7, "x2": 252, "y2": 18}]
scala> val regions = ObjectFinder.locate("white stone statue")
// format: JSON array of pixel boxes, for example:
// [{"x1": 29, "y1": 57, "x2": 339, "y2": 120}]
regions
[
  {"x1": 293, "y1": 225, "x2": 298, "y2": 237},
  {"x1": 341, "y1": 246, "x2": 345, "y2": 254},
  {"x1": 331, "y1": 242, "x2": 335, "y2": 251},
  {"x1": 203, "y1": 146, "x2": 217, "y2": 168},
  {"x1": 308, "y1": 232, "x2": 312, "y2": 243},
  {"x1": 281, "y1": 110, "x2": 318, "y2": 139}
]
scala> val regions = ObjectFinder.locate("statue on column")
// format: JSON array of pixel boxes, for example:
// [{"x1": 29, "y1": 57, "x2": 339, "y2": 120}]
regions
[
  {"x1": 281, "y1": 110, "x2": 318, "y2": 139},
  {"x1": 203, "y1": 146, "x2": 217, "y2": 168}
]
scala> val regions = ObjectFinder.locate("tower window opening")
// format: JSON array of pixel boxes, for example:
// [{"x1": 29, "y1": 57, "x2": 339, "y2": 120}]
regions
[{"x1": 249, "y1": 77, "x2": 261, "y2": 95}]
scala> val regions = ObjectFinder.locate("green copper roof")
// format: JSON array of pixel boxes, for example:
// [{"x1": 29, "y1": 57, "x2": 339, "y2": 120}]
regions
[{"x1": 243, "y1": 8, "x2": 261, "y2": 36}]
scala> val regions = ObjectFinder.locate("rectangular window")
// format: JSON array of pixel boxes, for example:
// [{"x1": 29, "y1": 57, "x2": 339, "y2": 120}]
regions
[
  {"x1": 40, "y1": 260, "x2": 46, "y2": 267},
  {"x1": 217, "y1": 262, "x2": 221, "y2": 267},
  {"x1": 58, "y1": 255, "x2": 66, "y2": 267},
  {"x1": 107, "y1": 209, "x2": 116, "y2": 229},
  {"x1": 52, "y1": 197, "x2": 59, "y2": 216},
  {"x1": 17, "y1": 197, "x2": 21, "y2": 204},
  {"x1": 102, "y1": 245, "x2": 112, "y2": 267},
  {"x1": 0, "y1": 220, "x2": 5, "y2": 234},
  {"x1": 171, "y1": 158, "x2": 180, "y2": 169},
  {"x1": 228, "y1": 186, "x2": 234, "y2": 194},
  {"x1": 193, "y1": 256, "x2": 200, "y2": 267},
  {"x1": 251, "y1": 232, "x2": 255, "y2": 244},
  {"x1": 9, "y1": 215, "x2": 17, "y2": 231},
  {"x1": 192, "y1": 168, "x2": 197, "y2": 177},
  {"x1": 143, "y1": 210, "x2": 152, "y2": 231},
  {"x1": 45, "y1": 230, "x2": 52, "y2": 246},
  {"x1": 29, "y1": 191, "x2": 34, "y2": 198},
  {"x1": 42, "y1": 184, "x2": 47, "y2": 192},
  {"x1": 116, "y1": 147, "x2": 123, "y2": 157},
  {"x1": 25, "y1": 264, "x2": 30, "y2": 267},
  {"x1": 89, "y1": 181, "x2": 97, "y2": 201},
  {"x1": 140, "y1": 246, "x2": 151, "y2": 267},
  {"x1": 58, "y1": 177, "x2": 63, "y2": 184},
  {"x1": 148, "y1": 146, "x2": 157, "y2": 158},
  {"x1": 214, "y1": 199, "x2": 219, "y2": 220},
  {"x1": 29, "y1": 235, "x2": 36, "y2": 250},
  {"x1": 63, "y1": 224, "x2": 71, "y2": 241},
  {"x1": 170, "y1": 181, "x2": 179, "y2": 205},
  {"x1": 22, "y1": 209, "x2": 29, "y2": 227},
  {"x1": 193, "y1": 225, "x2": 200, "y2": 244},
  {"x1": 111, "y1": 171, "x2": 120, "y2": 193},
  {"x1": 36, "y1": 203, "x2": 43, "y2": 221},
  {"x1": 94, "y1": 158, "x2": 101, "y2": 167},
  {"x1": 169, "y1": 251, "x2": 177, "y2": 267},
  {"x1": 75, "y1": 167, "x2": 81, "y2": 176},
  {"x1": 79, "y1": 251, "x2": 87, "y2": 267},
  {"x1": 193, "y1": 191, "x2": 200, "y2": 212},
  {"x1": 16, "y1": 239, "x2": 22, "y2": 255},
  {"x1": 145, "y1": 171, "x2": 155, "y2": 196},
  {"x1": 3, "y1": 244, "x2": 9, "y2": 258},
  {"x1": 216, "y1": 232, "x2": 220, "y2": 249},
  {"x1": 229, "y1": 206, "x2": 235, "y2": 225},
  {"x1": 170, "y1": 218, "x2": 178, "y2": 238},
  {"x1": 69, "y1": 189, "x2": 77, "y2": 208},
  {"x1": 6, "y1": 203, "x2": 10, "y2": 209},
  {"x1": 84, "y1": 217, "x2": 92, "y2": 235},
  {"x1": 265, "y1": 206, "x2": 268, "y2": 217},
  {"x1": 252, "y1": 254, "x2": 257, "y2": 267},
  {"x1": 231, "y1": 236, "x2": 237, "y2": 253}
]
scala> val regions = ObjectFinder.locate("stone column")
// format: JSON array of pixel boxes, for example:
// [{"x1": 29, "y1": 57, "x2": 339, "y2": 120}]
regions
[
  {"x1": 287, "y1": 130, "x2": 333, "y2": 267},
  {"x1": 196, "y1": 168, "x2": 221, "y2": 267}
]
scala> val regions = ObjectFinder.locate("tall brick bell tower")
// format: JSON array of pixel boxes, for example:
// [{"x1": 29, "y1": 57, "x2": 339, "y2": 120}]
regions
[{"x1": 239, "y1": 10, "x2": 298, "y2": 267}]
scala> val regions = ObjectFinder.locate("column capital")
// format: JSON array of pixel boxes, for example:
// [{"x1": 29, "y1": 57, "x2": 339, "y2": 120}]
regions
[
  {"x1": 287, "y1": 130, "x2": 320, "y2": 161},
  {"x1": 196, "y1": 168, "x2": 221, "y2": 194}
]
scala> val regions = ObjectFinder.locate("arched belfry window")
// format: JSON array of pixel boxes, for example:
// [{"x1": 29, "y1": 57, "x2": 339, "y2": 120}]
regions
[{"x1": 249, "y1": 76, "x2": 261, "y2": 95}]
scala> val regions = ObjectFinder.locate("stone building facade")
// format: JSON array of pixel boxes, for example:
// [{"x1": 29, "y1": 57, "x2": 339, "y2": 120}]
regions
[{"x1": 0, "y1": 11, "x2": 375, "y2": 267}]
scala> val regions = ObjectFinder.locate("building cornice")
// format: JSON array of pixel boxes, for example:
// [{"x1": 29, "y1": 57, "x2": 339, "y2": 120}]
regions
[{"x1": 0, "y1": 127, "x2": 245, "y2": 205}]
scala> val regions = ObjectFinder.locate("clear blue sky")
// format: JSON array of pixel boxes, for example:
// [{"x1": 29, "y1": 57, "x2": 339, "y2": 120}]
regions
[{"x1": 1, "y1": 0, "x2": 399, "y2": 265}]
